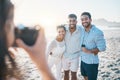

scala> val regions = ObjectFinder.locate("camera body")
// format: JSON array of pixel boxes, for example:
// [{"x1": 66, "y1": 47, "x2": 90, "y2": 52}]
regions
[{"x1": 13, "y1": 25, "x2": 40, "y2": 46}]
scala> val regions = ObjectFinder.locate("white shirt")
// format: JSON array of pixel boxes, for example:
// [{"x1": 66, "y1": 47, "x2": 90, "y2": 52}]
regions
[
  {"x1": 64, "y1": 25, "x2": 82, "y2": 59},
  {"x1": 47, "y1": 39, "x2": 65, "y2": 58}
]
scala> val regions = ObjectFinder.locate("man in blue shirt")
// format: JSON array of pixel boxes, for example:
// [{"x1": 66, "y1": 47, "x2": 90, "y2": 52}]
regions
[{"x1": 80, "y1": 12, "x2": 106, "y2": 80}]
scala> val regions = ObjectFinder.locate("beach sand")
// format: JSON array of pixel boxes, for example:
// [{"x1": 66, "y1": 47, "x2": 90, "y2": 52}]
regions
[{"x1": 14, "y1": 29, "x2": 120, "y2": 80}]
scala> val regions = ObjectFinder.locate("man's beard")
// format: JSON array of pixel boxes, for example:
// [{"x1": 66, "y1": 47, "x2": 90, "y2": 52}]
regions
[
  {"x1": 82, "y1": 22, "x2": 91, "y2": 28},
  {"x1": 69, "y1": 24, "x2": 76, "y2": 29}
]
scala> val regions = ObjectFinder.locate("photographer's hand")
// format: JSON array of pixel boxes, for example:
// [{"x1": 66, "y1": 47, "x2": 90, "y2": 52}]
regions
[
  {"x1": 16, "y1": 27, "x2": 55, "y2": 80},
  {"x1": 8, "y1": 47, "x2": 18, "y2": 59}
]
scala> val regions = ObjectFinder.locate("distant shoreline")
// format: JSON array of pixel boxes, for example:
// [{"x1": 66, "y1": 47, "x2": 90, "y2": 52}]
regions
[{"x1": 108, "y1": 26, "x2": 120, "y2": 28}]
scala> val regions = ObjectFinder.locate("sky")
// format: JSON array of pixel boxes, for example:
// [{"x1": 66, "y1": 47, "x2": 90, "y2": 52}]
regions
[{"x1": 11, "y1": 0, "x2": 120, "y2": 37}]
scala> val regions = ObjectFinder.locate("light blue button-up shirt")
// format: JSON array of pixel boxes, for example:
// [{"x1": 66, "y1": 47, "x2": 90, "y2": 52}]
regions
[
  {"x1": 80, "y1": 25, "x2": 106, "y2": 64},
  {"x1": 63, "y1": 25, "x2": 82, "y2": 59}
]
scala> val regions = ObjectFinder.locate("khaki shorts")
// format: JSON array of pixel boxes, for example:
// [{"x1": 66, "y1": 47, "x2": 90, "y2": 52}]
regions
[{"x1": 62, "y1": 57, "x2": 79, "y2": 72}]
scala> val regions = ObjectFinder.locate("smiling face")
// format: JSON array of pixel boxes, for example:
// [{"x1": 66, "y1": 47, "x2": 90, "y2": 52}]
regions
[
  {"x1": 57, "y1": 27, "x2": 66, "y2": 39},
  {"x1": 68, "y1": 17, "x2": 77, "y2": 29},
  {"x1": 81, "y1": 15, "x2": 92, "y2": 28}
]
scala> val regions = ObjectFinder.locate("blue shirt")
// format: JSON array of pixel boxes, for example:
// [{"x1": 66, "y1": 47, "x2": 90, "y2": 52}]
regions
[
  {"x1": 80, "y1": 25, "x2": 106, "y2": 64},
  {"x1": 63, "y1": 25, "x2": 82, "y2": 59}
]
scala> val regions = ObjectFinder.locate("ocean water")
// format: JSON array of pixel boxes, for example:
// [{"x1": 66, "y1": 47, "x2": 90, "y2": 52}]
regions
[{"x1": 96, "y1": 25, "x2": 120, "y2": 30}]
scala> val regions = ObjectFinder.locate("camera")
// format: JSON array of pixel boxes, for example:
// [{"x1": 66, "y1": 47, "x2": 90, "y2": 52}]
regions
[
  {"x1": 13, "y1": 24, "x2": 40, "y2": 46},
  {"x1": 81, "y1": 44, "x2": 85, "y2": 47}
]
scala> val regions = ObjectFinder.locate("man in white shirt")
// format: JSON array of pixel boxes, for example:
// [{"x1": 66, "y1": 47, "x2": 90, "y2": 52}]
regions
[{"x1": 62, "y1": 14, "x2": 82, "y2": 80}]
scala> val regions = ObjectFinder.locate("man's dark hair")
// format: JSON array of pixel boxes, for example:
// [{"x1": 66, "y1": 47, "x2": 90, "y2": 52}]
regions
[
  {"x1": 68, "y1": 14, "x2": 77, "y2": 19},
  {"x1": 81, "y1": 12, "x2": 91, "y2": 19}
]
